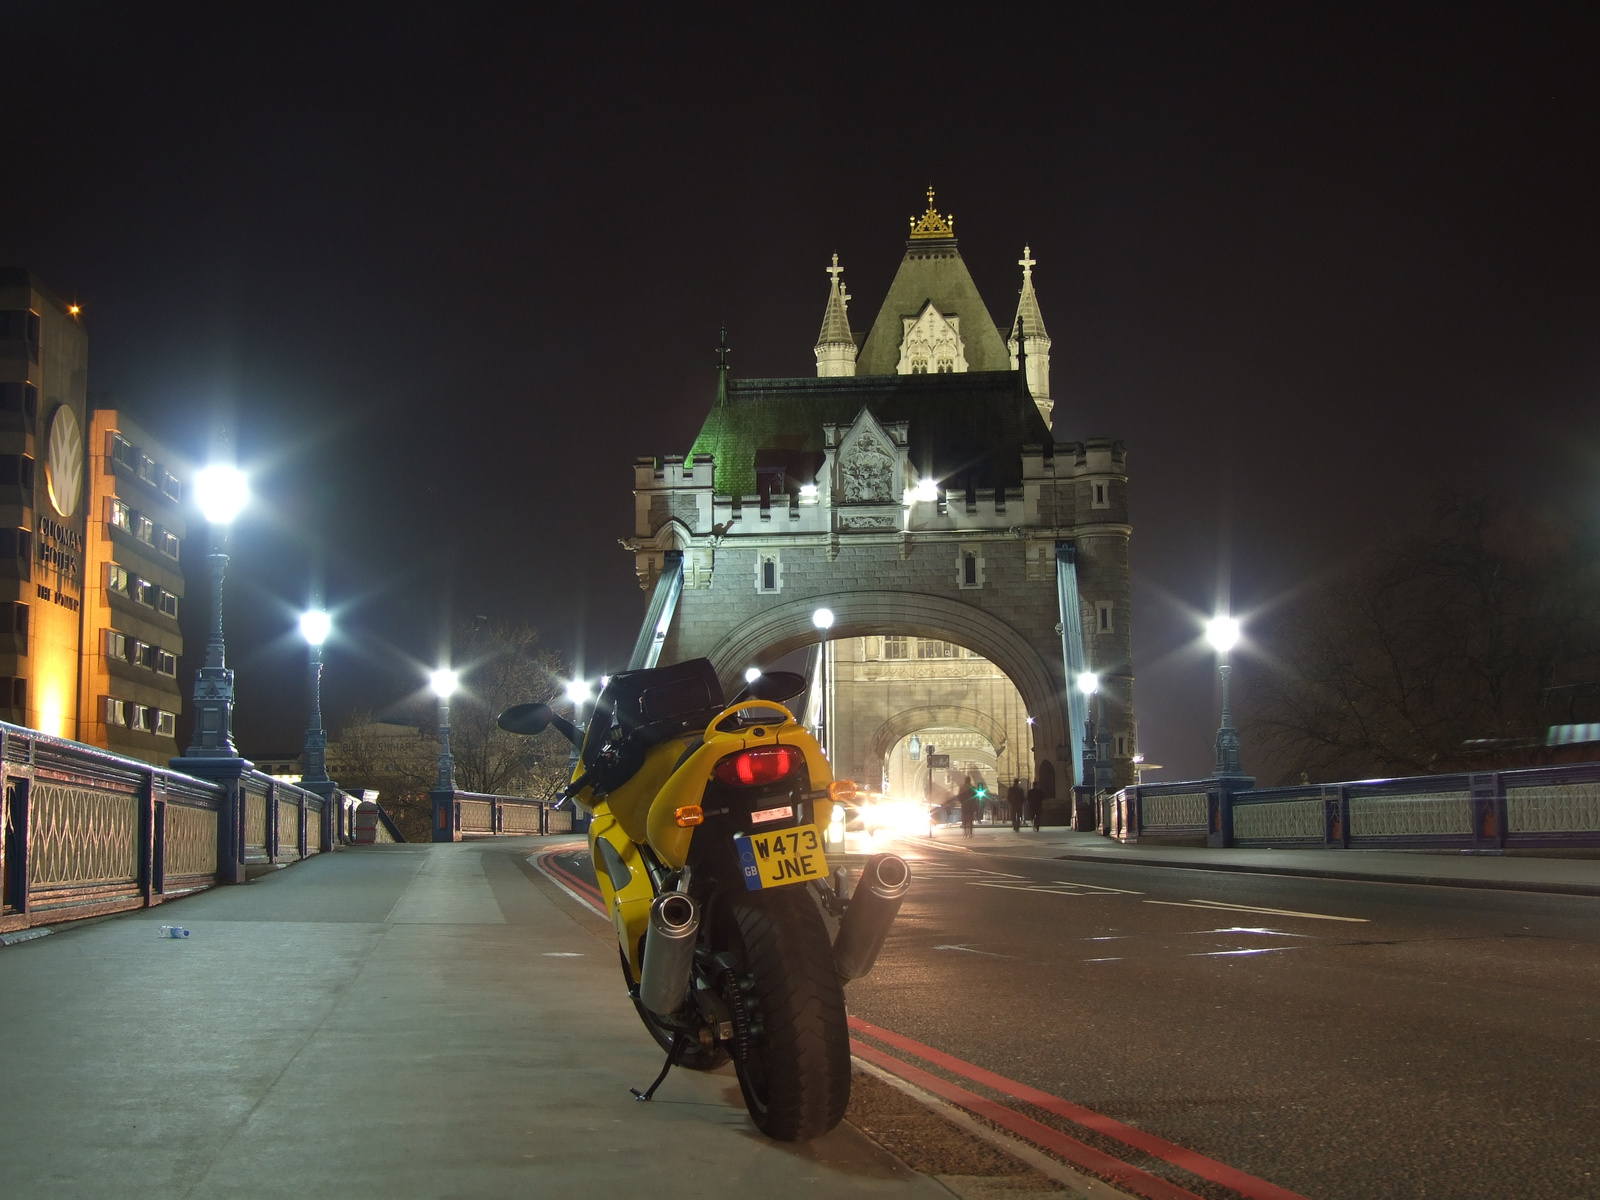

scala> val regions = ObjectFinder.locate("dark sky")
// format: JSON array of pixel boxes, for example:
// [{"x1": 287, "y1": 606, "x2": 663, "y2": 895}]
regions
[{"x1": 2, "y1": 2, "x2": 1598, "y2": 780}]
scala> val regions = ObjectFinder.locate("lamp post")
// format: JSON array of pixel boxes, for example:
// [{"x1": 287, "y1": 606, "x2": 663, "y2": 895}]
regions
[
  {"x1": 563, "y1": 678, "x2": 595, "y2": 834},
  {"x1": 812, "y1": 607, "x2": 834, "y2": 759},
  {"x1": 427, "y1": 666, "x2": 459, "y2": 842},
  {"x1": 1206, "y1": 615, "x2": 1244, "y2": 777},
  {"x1": 185, "y1": 464, "x2": 249, "y2": 757},
  {"x1": 299, "y1": 608, "x2": 332, "y2": 784}
]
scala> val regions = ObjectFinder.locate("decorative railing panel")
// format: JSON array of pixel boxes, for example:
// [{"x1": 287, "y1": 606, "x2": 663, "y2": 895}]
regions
[
  {"x1": 458, "y1": 799, "x2": 493, "y2": 833},
  {"x1": 1348, "y1": 792, "x2": 1471, "y2": 839},
  {"x1": 1139, "y1": 791, "x2": 1207, "y2": 831},
  {"x1": 1233, "y1": 798, "x2": 1323, "y2": 843},
  {"x1": 166, "y1": 803, "x2": 219, "y2": 878},
  {"x1": 1506, "y1": 782, "x2": 1600, "y2": 834},
  {"x1": 29, "y1": 783, "x2": 139, "y2": 887},
  {"x1": 244, "y1": 789, "x2": 268, "y2": 855},
  {"x1": 276, "y1": 798, "x2": 300, "y2": 858},
  {"x1": 501, "y1": 802, "x2": 543, "y2": 834}
]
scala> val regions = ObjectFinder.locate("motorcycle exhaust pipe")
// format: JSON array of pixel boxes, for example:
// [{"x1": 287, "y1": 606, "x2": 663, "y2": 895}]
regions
[
  {"x1": 833, "y1": 853, "x2": 911, "y2": 982},
  {"x1": 638, "y1": 892, "x2": 701, "y2": 1015}
]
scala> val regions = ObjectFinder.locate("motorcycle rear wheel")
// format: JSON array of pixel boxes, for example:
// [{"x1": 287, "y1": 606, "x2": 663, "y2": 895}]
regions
[{"x1": 712, "y1": 885, "x2": 851, "y2": 1141}]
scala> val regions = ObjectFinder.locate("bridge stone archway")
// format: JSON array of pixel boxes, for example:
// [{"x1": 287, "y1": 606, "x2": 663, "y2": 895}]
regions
[
  {"x1": 697, "y1": 590, "x2": 1072, "y2": 795},
  {"x1": 866, "y1": 705, "x2": 1009, "y2": 770}
]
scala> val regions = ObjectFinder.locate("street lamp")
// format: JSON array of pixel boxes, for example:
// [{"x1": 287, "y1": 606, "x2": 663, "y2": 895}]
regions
[
  {"x1": 812, "y1": 607, "x2": 835, "y2": 759},
  {"x1": 1206, "y1": 614, "x2": 1245, "y2": 776},
  {"x1": 429, "y1": 667, "x2": 459, "y2": 792},
  {"x1": 299, "y1": 608, "x2": 332, "y2": 784},
  {"x1": 185, "y1": 464, "x2": 249, "y2": 757},
  {"x1": 744, "y1": 666, "x2": 762, "y2": 684},
  {"x1": 564, "y1": 678, "x2": 593, "y2": 706}
]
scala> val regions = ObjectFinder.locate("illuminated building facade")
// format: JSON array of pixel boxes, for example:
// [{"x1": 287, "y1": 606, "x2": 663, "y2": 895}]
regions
[
  {"x1": 79, "y1": 410, "x2": 186, "y2": 763},
  {"x1": 0, "y1": 270, "x2": 187, "y2": 765},
  {"x1": 0, "y1": 270, "x2": 89, "y2": 739}
]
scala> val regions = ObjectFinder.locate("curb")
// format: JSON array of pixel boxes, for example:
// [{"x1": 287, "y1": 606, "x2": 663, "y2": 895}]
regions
[{"x1": 1050, "y1": 851, "x2": 1600, "y2": 899}]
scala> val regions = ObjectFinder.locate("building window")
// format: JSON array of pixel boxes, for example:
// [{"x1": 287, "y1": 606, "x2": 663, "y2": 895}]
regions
[
  {"x1": 109, "y1": 432, "x2": 136, "y2": 470},
  {"x1": 916, "y1": 639, "x2": 960, "y2": 659},
  {"x1": 105, "y1": 629, "x2": 127, "y2": 660},
  {"x1": 0, "y1": 311, "x2": 42, "y2": 362},
  {"x1": 130, "y1": 640, "x2": 152, "y2": 669},
  {"x1": 0, "y1": 455, "x2": 34, "y2": 489},
  {"x1": 1096, "y1": 601, "x2": 1113, "y2": 633},
  {"x1": 155, "y1": 710, "x2": 176, "y2": 737},
  {"x1": 911, "y1": 359, "x2": 928, "y2": 374},
  {"x1": 755, "y1": 553, "x2": 782, "y2": 594},
  {"x1": 11, "y1": 601, "x2": 26, "y2": 643},
  {"x1": 133, "y1": 577, "x2": 155, "y2": 607},
  {"x1": 134, "y1": 514, "x2": 154, "y2": 544},
  {"x1": 137, "y1": 454, "x2": 158, "y2": 486},
  {"x1": 957, "y1": 545, "x2": 985, "y2": 589},
  {"x1": 157, "y1": 529, "x2": 179, "y2": 559},
  {"x1": 884, "y1": 635, "x2": 909, "y2": 660},
  {"x1": 10, "y1": 677, "x2": 23, "y2": 711},
  {"x1": 1092, "y1": 481, "x2": 1110, "y2": 510},
  {"x1": 160, "y1": 471, "x2": 182, "y2": 503},
  {"x1": 103, "y1": 696, "x2": 128, "y2": 726},
  {"x1": 130, "y1": 705, "x2": 152, "y2": 733},
  {"x1": 157, "y1": 590, "x2": 178, "y2": 618},
  {"x1": 155, "y1": 649, "x2": 177, "y2": 676},
  {"x1": 0, "y1": 382, "x2": 38, "y2": 422},
  {"x1": 107, "y1": 564, "x2": 131, "y2": 596},
  {"x1": 1115, "y1": 734, "x2": 1128, "y2": 757},
  {"x1": 109, "y1": 498, "x2": 132, "y2": 533},
  {"x1": 936, "y1": 358, "x2": 953, "y2": 373}
]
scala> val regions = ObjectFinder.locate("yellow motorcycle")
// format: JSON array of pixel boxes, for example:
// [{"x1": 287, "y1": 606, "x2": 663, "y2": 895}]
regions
[{"x1": 499, "y1": 657, "x2": 910, "y2": 1140}]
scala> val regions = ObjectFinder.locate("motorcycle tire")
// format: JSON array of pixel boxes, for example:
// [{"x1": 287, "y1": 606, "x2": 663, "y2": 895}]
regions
[
  {"x1": 622, "y1": 951, "x2": 731, "y2": 1071},
  {"x1": 712, "y1": 885, "x2": 851, "y2": 1141}
]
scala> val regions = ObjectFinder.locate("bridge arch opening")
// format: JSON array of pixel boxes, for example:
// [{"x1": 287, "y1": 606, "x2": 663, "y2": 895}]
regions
[{"x1": 702, "y1": 592, "x2": 1068, "y2": 799}]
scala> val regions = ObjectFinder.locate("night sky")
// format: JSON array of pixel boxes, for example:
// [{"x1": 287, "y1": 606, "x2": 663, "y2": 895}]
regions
[{"x1": 2, "y1": 3, "x2": 1597, "y2": 780}]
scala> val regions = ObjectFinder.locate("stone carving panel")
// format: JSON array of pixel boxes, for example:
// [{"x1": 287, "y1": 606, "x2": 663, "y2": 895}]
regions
[{"x1": 839, "y1": 439, "x2": 895, "y2": 503}]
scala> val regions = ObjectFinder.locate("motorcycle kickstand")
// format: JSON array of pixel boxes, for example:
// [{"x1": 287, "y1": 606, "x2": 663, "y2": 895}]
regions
[{"x1": 630, "y1": 1034, "x2": 687, "y2": 1102}]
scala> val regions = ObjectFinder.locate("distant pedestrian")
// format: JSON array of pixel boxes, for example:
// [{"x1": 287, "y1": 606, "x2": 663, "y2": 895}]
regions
[
  {"x1": 1008, "y1": 777, "x2": 1025, "y2": 832},
  {"x1": 958, "y1": 775, "x2": 978, "y2": 838},
  {"x1": 1026, "y1": 784, "x2": 1044, "y2": 832}
]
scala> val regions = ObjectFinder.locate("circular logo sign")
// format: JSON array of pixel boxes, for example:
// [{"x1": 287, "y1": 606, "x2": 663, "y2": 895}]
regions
[{"x1": 46, "y1": 404, "x2": 82, "y2": 518}]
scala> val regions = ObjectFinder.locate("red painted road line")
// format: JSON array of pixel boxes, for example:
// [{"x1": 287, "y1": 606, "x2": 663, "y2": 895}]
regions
[
  {"x1": 535, "y1": 850, "x2": 604, "y2": 910},
  {"x1": 851, "y1": 1042, "x2": 1205, "y2": 1200},
  {"x1": 850, "y1": 1016, "x2": 1310, "y2": 1200}
]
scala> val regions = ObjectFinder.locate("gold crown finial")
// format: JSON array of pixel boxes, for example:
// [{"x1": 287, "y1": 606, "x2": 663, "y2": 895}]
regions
[{"x1": 909, "y1": 186, "x2": 955, "y2": 240}]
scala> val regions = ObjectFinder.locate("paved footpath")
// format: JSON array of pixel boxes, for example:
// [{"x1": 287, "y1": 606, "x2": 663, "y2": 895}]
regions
[
  {"x1": 0, "y1": 840, "x2": 953, "y2": 1200},
  {"x1": 922, "y1": 824, "x2": 1600, "y2": 895}
]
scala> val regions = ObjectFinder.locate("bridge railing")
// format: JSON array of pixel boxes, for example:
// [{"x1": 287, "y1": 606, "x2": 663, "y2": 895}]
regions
[
  {"x1": 436, "y1": 789, "x2": 561, "y2": 840},
  {"x1": 0, "y1": 722, "x2": 367, "y2": 936},
  {"x1": 1104, "y1": 760, "x2": 1600, "y2": 850}
]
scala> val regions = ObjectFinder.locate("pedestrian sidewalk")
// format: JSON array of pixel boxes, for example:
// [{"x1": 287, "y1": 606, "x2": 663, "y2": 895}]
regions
[
  {"x1": 913, "y1": 824, "x2": 1600, "y2": 897},
  {"x1": 0, "y1": 839, "x2": 954, "y2": 1200}
]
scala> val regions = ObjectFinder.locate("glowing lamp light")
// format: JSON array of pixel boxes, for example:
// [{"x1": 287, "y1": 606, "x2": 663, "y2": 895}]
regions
[
  {"x1": 298, "y1": 610, "x2": 332, "y2": 647},
  {"x1": 744, "y1": 666, "x2": 762, "y2": 683},
  {"x1": 565, "y1": 678, "x2": 593, "y2": 705},
  {"x1": 914, "y1": 478, "x2": 939, "y2": 502},
  {"x1": 428, "y1": 667, "x2": 459, "y2": 699},
  {"x1": 812, "y1": 607, "x2": 835, "y2": 631},
  {"x1": 67, "y1": 304, "x2": 81, "y2": 316},
  {"x1": 799, "y1": 483, "x2": 818, "y2": 499},
  {"x1": 1205, "y1": 615, "x2": 1242, "y2": 654},
  {"x1": 1077, "y1": 670, "x2": 1100, "y2": 696},
  {"x1": 195, "y1": 464, "x2": 249, "y2": 525}
]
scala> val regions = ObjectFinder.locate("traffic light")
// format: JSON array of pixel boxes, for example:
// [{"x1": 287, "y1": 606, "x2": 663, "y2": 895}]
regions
[{"x1": 974, "y1": 783, "x2": 988, "y2": 800}]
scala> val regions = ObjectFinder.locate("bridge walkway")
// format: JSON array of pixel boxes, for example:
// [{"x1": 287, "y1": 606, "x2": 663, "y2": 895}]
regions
[{"x1": 0, "y1": 840, "x2": 947, "y2": 1200}]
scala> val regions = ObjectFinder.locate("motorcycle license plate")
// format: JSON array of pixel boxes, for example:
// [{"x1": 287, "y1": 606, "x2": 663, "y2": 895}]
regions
[{"x1": 734, "y1": 824, "x2": 828, "y2": 891}]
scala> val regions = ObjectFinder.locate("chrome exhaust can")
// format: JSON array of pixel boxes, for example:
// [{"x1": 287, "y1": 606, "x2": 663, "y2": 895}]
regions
[
  {"x1": 638, "y1": 892, "x2": 701, "y2": 1015},
  {"x1": 833, "y1": 853, "x2": 911, "y2": 982}
]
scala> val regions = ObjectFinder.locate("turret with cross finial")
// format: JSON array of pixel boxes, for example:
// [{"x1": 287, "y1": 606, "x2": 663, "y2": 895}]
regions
[
  {"x1": 1009, "y1": 245, "x2": 1053, "y2": 428},
  {"x1": 814, "y1": 252, "x2": 858, "y2": 377}
]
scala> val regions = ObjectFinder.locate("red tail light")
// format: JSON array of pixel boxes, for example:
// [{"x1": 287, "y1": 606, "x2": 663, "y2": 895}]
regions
[{"x1": 714, "y1": 745, "x2": 800, "y2": 786}]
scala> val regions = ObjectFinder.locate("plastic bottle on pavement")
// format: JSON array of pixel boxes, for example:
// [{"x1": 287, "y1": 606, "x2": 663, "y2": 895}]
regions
[{"x1": 158, "y1": 925, "x2": 190, "y2": 939}]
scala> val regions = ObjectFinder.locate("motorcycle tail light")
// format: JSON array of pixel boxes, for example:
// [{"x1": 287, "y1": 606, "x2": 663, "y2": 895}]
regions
[{"x1": 713, "y1": 745, "x2": 800, "y2": 786}]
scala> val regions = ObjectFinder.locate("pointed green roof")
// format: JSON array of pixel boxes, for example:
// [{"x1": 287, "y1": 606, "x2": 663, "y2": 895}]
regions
[
  {"x1": 856, "y1": 238, "x2": 1010, "y2": 374},
  {"x1": 815, "y1": 254, "x2": 855, "y2": 348},
  {"x1": 1010, "y1": 246, "x2": 1049, "y2": 341}
]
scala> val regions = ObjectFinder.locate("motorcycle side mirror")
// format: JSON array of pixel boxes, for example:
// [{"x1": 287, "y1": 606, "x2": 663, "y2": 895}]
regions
[
  {"x1": 744, "y1": 671, "x2": 808, "y2": 704},
  {"x1": 498, "y1": 702, "x2": 554, "y2": 736}
]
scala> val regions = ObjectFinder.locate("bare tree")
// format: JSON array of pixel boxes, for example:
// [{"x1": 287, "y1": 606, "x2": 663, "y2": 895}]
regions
[
  {"x1": 444, "y1": 619, "x2": 571, "y2": 799},
  {"x1": 326, "y1": 709, "x2": 438, "y2": 841},
  {"x1": 1245, "y1": 493, "x2": 1600, "y2": 783}
]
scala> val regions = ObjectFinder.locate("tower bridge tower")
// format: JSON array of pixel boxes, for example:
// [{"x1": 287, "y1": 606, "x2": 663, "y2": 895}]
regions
[{"x1": 624, "y1": 191, "x2": 1134, "y2": 803}]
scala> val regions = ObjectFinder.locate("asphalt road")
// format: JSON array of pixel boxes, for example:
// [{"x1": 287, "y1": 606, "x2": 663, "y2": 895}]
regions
[{"x1": 844, "y1": 839, "x2": 1600, "y2": 1200}]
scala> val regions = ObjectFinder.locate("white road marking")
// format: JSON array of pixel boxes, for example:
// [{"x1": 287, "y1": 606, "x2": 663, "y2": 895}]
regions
[
  {"x1": 1145, "y1": 899, "x2": 1368, "y2": 923},
  {"x1": 1082, "y1": 956, "x2": 1124, "y2": 963},
  {"x1": 934, "y1": 944, "x2": 1012, "y2": 957},
  {"x1": 1190, "y1": 947, "x2": 1299, "y2": 958},
  {"x1": 542, "y1": 952, "x2": 585, "y2": 957},
  {"x1": 970, "y1": 881, "x2": 1143, "y2": 896},
  {"x1": 1190, "y1": 926, "x2": 1310, "y2": 938}
]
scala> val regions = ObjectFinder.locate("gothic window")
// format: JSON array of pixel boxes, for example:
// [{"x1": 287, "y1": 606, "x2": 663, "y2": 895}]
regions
[
  {"x1": 937, "y1": 358, "x2": 953, "y2": 373},
  {"x1": 756, "y1": 553, "x2": 782, "y2": 594},
  {"x1": 957, "y1": 545, "x2": 984, "y2": 589},
  {"x1": 911, "y1": 359, "x2": 928, "y2": 374},
  {"x1": 884, "y1": 635, "x2": 909, "y2": 659},
  {"x1": 1092, "y1": 481, "x2": 1110, "y2": 509},
  {"x1": 916, "y1": 639, "x2": 959, "y2": 659}
]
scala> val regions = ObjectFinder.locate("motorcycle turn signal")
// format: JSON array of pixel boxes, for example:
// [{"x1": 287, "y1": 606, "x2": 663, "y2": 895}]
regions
[{"x1": 674, "y1": 804, "x2": 704, "y2": 827}]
